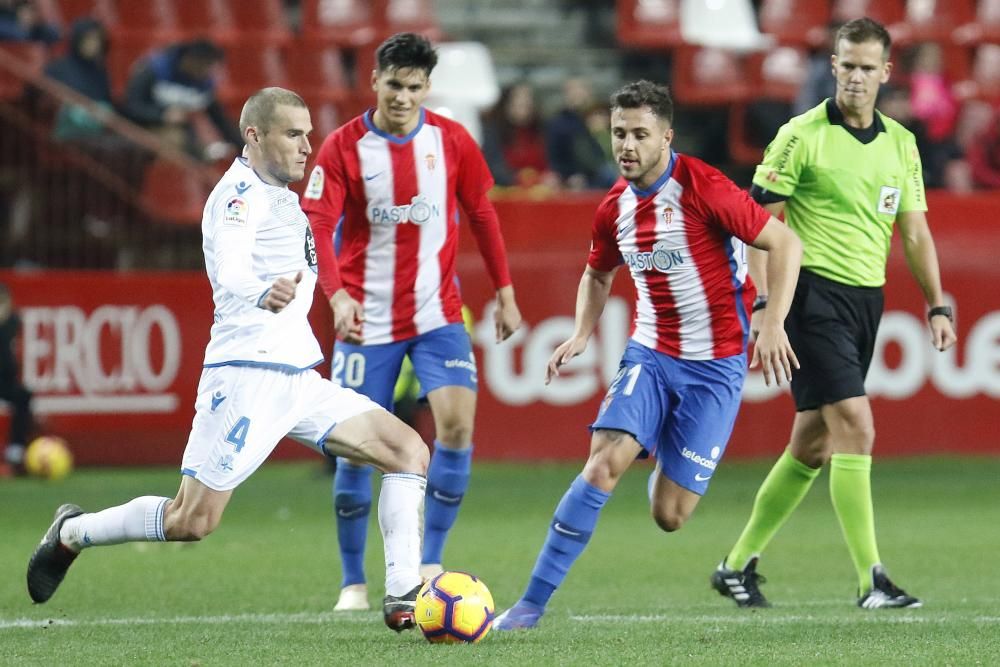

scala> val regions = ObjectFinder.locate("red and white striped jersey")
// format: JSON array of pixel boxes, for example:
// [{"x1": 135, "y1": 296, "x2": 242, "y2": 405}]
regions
[
  {"x1": 588, "y1": 153, "x2": 769, "y2": 360},
  {"x1": 302, "y1": 108, "x2": 512, "y2": 345}
]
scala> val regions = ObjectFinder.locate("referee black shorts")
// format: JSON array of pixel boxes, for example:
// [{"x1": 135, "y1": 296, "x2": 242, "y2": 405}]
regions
[{"x1": 785, "y1": 269, "x2": 884, "y2": 412}]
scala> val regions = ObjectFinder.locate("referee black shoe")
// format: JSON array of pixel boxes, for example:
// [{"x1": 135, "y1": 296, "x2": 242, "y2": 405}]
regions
[
  {"x1": 711, "y1": 557, "x2": 771, "y2": 608},
  {"x1": 27, "y1": 503, "x2": 84, "y2": 603},
  {"x1": 857, "y1": 565, "x2": 922, "y2": 609},
  {"x1": 383, "y1": 583, "x2": 421, "y2": 632}
]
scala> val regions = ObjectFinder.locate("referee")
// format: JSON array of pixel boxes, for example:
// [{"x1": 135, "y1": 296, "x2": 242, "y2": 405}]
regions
[{"x1": 711, "y1": 17, "x2": 957, "y2": 610}]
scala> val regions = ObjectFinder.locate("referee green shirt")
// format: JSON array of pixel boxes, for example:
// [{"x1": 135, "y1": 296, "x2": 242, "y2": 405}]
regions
[{"x1": 752, "y1": 99, "x2": 927, "y2": 287}]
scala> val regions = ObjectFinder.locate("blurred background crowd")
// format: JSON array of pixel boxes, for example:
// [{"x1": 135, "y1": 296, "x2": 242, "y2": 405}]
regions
[{"x1": 1, "y1": 0, "x2": 999, "y2": 271}]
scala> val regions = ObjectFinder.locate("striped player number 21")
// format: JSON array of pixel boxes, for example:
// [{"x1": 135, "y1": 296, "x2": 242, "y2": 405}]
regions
[{"x1": 609, "y1": 364, "x2": 642, "y2": 397}]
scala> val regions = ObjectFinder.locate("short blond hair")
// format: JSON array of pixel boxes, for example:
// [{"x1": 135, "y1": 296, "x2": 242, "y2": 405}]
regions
[{"x1": 239, "y1": 87, "x2": 307, "y2": 136}]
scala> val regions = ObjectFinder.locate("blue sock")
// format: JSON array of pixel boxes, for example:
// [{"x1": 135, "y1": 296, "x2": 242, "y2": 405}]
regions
[
  {"x1": 422, "y1": 443, "x2": 473, "y2": 565},
  {"x1": 333, "y1": 459, "x2": 373, "y2": 587},
  {"x1": 522, "y1": 475, "x2": 610, "y2": 609}
]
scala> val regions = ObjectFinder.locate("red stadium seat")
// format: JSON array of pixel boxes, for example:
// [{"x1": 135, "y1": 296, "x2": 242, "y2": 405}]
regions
[
  {"x1": 939, "y1": 43, "x2": 974, "y2": 85},
  {"x1": 750, "y1": 46, "x2": 808, "y2": 103},
  {"x1": 285, "y1": 45, "x2": 351, "y2": 106},
  {"x1": 140, "y1": 159, "x2": 211, "y2": 226},
  {"x1": 831, "y1": 0, "x2": 904, "y2": 26},
  {"x1": 300, "y1": 0, "x2": 378, "y2": 48},
  {"x1": 0, "y1": 43, "x2": 46, "y2": 101},
  {"x1": 385, "y1": 0, "x2": 441, "y2": 40},
  {"x1": 971, "y1": 43, "x2": 1000, "y2": 101},
  {"x1": 311, "y1": 100, "x2": 346, "y2": 140},
  {"x1": 954, "y1": 0, "x2": 1000, "y2": 45},
  {"x1": 106, "y1": 41, "x2": 158, "y2": 98},
  {"x1": 759, "y1": 0, "x2": 831, "y2": 47},
  {"x1": 236, "y1": 0, "x2": 292, "y2": 45},
  {"x1": 671, "y1": 46, "x2": 751, "y2": 106},
  {"x1": 616, "y1": 0, "x2": 683, "y2": 51},
  {"x1": 33, "y1": 0, "x2": 61, "y2": 27},
  {"x1": 106, "y1": 0, "x2": 183, "y2": 45},
  {"x1": 175, "y1": 0, "x2": 290, "y2": 46},
  {"x1": 890, "y1": 0, "x2": 976, "y2": 45},
  {"x1": 54, "y1": 0, "x2": 115, "y2": 25},
  {"x1": 728, "y1": 46, "x2": 806, "y2": 165},
  {"x1": 175, "y1": 0, "x2": 238, "y2": 44},
  {"x1": 217, "y1": 44, "x2": 288, "y2": 108}
]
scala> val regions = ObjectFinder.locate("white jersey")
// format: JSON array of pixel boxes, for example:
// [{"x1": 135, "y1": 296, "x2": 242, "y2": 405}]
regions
[{"x1": 201, "y1": 158, "x2": 323, "y2": 370}]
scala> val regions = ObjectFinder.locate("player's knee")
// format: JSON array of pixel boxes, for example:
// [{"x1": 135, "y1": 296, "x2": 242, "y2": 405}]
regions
[
  {"x1": 792, "y1": 434, "x2": 831, "y2": 468},
  {"x1": 798, "y1": 448, "x2": 828, "y2": 468},
  {"x1": 384, "y1": 428, "x2": 429, "y2": 474},
  {"x1": 651, "y1": 505, "x2": 689, "y2": 533},
  {"x1": 435, "y1": 419, "x2": 473, "y2": 447},
  {"x1": 853, "y1": 421, "x2": 876, "y2": 449},
  {"x1": 581, "y1": 458, "x2": 621, "y2": 492}
]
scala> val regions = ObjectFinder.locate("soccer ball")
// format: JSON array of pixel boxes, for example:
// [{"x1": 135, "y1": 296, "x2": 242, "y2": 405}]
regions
[
  {"x1": 24, "y1": 436, "x2": 74, "y2": 481},
  {"x1": 415, "y1": 571, "x2": 495, "y2": 644}
]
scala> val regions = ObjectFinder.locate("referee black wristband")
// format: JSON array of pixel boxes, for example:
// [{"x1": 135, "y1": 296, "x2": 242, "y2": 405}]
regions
[
  {"x1": 928, "y1": 305, "x2": 954, "y2": 322},
  {"x1": 752, "y1": 295, "x2": 768, "y2": 313}
]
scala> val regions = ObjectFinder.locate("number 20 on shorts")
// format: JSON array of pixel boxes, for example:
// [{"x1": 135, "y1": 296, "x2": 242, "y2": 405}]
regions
[{"x1": 332, "y1": 351, "x2": 366, "y2": 388}]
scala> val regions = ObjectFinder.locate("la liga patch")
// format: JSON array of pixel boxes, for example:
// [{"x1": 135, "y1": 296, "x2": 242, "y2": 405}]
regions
[
  {"x1": 224, "y1": 196, "x2": 249, "y2": 225},
  {"x1": 304, "y1": 165, "x2": 324, "y2": 199},
  {"x1": 877, "y1": 186, "x2": 901, "y2": 215}
]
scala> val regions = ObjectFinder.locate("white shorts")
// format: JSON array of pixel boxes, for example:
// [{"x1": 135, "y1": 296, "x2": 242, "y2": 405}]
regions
[{"x1": 180, "y1": 365, "x2": 384, "y2": 491}]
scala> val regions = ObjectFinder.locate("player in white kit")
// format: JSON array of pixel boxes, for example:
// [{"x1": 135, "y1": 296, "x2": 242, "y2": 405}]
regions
[{"x1": 25, "y1": 87, "x2": 430, "y2": 633}]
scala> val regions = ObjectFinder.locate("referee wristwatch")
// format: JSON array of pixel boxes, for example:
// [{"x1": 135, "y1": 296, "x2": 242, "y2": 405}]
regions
[{"x1": 927, "y1": 305, "x2": 954, "y2": 322}]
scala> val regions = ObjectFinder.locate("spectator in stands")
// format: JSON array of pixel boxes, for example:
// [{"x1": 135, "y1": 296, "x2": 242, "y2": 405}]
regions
[
  {"x1": 481, "y1": 82, "x2": 554, "y2": 188},
  {"x1": 122, "y1": 39, "x2": 241, "y2": 161},
  {"x1": 0, "y1": 0, "x2": 57, "y2": 44},
  {"x1": 879, "y1": 84, "x2": 969, "y2": 191},
  {"x1": 907, "y1": 43, "x2": 961, "y2": 146},
  {"x1": 44, "y1": 18, "x2": 114, "y2": 142},
  {"x1": 967, "y1": 106, "x2": 1000, "y2": 189},
  {"x1": 794, "y1": 22, "x2": 841, "y2": 115},
  {"x1": 545, "y1": 77, "x2": 617, "y2": 190},
  {"x1": 584, "y1": 102, "x2": 614, "y2": 165},
  {"x1": 0, "y1": 282, "x2": 33, "y2": 477}
]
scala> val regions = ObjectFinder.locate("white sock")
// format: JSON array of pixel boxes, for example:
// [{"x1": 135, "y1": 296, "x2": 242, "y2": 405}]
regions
[
  {"x1": 60, "y1": 496, "x2": 170, "y2": 550},
  {"x1": 379, "y1": 473, "x2": 425, "y2": 597}
]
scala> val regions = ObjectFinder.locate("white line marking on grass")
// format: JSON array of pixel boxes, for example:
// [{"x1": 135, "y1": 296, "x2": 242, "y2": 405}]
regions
[
  {"x1": 569, "y1": 613, "x2": 1000, "y2": 625},
  {"x1": 0, "y1": 611, "x2": 377, "y2": 631},
  {"x1": 5, "y1": 610, "x2": 998, "y2": 632}
]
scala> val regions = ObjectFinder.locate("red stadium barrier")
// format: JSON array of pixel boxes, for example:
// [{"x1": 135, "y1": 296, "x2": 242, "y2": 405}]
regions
[{"x1": 2, "y1": 191, "x2": 999, "y2": 465}]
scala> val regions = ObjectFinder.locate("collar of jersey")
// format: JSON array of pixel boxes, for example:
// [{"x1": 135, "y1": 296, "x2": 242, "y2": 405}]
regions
[
  {"x1": 628, "y1": 150, "x2": 677, "y2": 199},
  {"x1": 235, "y1": 157, "x2": 285, "y2": 191},
  {"x1": 825, "y1": 98, "x2": 886, "y2": 136},
  {"x1": 363, "y1": 107, "x2": 426, "y2": 144}
]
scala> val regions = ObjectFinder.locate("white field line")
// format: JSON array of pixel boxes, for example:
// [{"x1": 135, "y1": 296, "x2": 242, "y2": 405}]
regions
[
  {"x1": 2, "y1": 611, "x2": 999, "y2": 631},
  {"x1": 0, "y1": 611, "x2": 367, "y2": 630},
  {"x1": 570, "y1": 613, "x2": 1000, "y2": 625}
]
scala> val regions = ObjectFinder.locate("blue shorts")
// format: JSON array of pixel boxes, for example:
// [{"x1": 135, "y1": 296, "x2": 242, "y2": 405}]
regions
[
  {"x1": 331, "y1": 323, "x2": 477, "y2": 410},
  {"x1": 591, "y1": 340, "x2": 746, "y2": 495}
]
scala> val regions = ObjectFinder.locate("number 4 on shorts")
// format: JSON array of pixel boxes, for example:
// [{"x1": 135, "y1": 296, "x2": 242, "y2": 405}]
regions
[{"x1": 226, "y1": 417, "x2": 251, "y2": 452}]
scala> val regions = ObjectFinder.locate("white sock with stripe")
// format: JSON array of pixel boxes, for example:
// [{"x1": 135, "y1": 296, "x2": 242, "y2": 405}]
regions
[
  {"x1": 60, "y1": 496, "x2": 170, "y2": 551},
  {"x1": 379, "y1": 473, "x2": 425, "y2": 597}
]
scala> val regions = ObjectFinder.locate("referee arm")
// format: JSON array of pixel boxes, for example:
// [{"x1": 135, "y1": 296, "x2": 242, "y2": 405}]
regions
[{"x1": 897, "y1": 210, "x2": 958, "y2": 352}]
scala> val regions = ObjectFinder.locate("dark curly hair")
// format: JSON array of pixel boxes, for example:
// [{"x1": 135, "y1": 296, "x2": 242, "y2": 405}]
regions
[
  {"x1": 609, "y1": 80, "x2": 674, "y2": 125},
  {"x1": 376, "y1": 32, "x2": 438, "y2": 75}
]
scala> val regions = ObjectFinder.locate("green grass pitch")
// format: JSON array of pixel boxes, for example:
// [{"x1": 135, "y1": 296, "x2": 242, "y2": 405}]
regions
[{"x1": 2, "y1": 457, "x2": 999, "y2": 665}]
